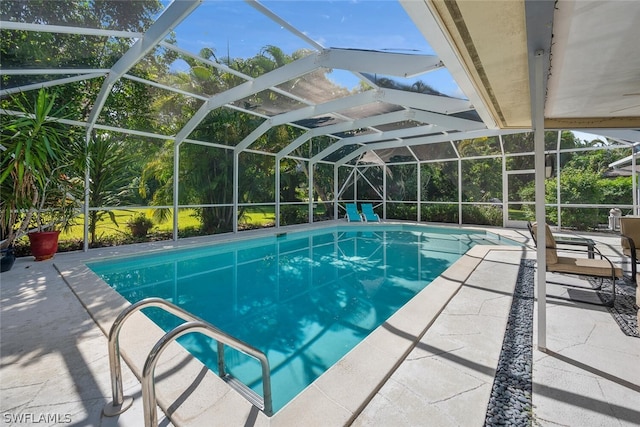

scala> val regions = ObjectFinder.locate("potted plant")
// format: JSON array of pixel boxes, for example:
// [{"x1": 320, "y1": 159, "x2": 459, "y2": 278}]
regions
[
  {"x1": 127, "y1": 213, "x2": 154, "y2": 238},
  {"x1": 1, "y1": 88, "x2": 83, "y2": 264},
  {"x1": 27, "y1": 170, "x2": 82, "y2": 260}
]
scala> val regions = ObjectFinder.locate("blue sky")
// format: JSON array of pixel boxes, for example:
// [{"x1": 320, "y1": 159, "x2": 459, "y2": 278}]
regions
[
  {"x1": 572, "y1": 131, "x2": 608, "y2": 144},
  {"x1": 164, "y1": 0, "x2": 464, "y2": 97}
]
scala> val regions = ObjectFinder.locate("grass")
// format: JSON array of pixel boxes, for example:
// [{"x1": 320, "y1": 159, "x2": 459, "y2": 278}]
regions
[
  {"x1": 60, "y1": 207, "x2": 277, "y2": 240},
  {"x1": 58, "y1": 204, "x2": 525, "y2": 241},
  {"x1": 60, "y1": 209, "x2": 195, "y2": 240},
  {"x1": 11, "y1": 207, "x2": 279, "y2": 257},
  {"x1": 241, "y1": 206, "x2": 276, "y2": 226},
  {"x1": 507, "y1": 208, "x2": 529, "y2": 221}
]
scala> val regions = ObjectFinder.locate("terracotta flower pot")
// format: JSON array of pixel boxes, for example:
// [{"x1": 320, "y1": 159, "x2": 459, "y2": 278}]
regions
[{"x1": 28, "y1": 230, "x2": 61, "y2": 261}]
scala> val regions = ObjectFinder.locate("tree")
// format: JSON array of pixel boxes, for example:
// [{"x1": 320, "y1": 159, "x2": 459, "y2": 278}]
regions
[
  {"x1": 387, "y1": 164, "x2": 417, "y2": 201},
  {"x1": 1, "y1": 0, "x2": 163, "y2": 91},
  {"x1": 519, "y1": 146, "x2": 632, "y2": 229},
  {"x1": 461, "y1": 158, "x2": 502, "y2": 202},
  {"x1": 1, "y1": 0, "x2": 169, "y2": 247},
  {"x1": 0, "y1": 88, "x2": 83, "y2": 249},
  {"x1": 140, "y1": 43, "x2": 356, "y2": 232},
  {"x1": 421, "y1": 162, "x2": 457, "y2": 202},
  {"x1": 83, "y1": 134, "x2": 140, "y2": 245}
]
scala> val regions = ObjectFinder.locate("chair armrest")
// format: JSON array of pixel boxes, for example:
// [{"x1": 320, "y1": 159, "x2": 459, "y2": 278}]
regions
[
  {"x1": 555, "y1": 245, "x2": 604, "y2": 259},
  {"x1": 555, "y1": 247, "x2": 595, "y2": 255},
  {"x1": 554, "y1": 247, "x2": 619, "y2": 276},
  {"x1": 556, "y1": 247, "x2": 615, "y2": 268},
  {"x1": 620, "y1": 233, "x2": 637, "y2": 253}
]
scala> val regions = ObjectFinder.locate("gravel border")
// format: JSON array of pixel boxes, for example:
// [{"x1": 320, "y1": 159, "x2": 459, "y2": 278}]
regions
[{"x1": 485, "y1": 259, "x2": 534, "y2": 426}]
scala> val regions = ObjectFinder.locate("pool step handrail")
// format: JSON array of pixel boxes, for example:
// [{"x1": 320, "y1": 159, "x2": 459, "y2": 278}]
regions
[
  {"x1": 142, "y1": 321, "x2": 272, "y2": 426},
  {"x1": 103, "y1": 297, "x2": 273, "y2": 426}
]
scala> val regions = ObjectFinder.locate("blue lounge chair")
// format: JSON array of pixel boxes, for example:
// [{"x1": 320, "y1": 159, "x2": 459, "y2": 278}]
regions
[
  {"x1": 361, "y1": 203, "x2": 380, "y2": 222},
  {"x1": 345, "y1": 203, "x2": 362, "y2": 222}
]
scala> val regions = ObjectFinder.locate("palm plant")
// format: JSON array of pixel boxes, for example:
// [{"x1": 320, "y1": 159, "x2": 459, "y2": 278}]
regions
[
  {"x1": 84, "y1": 134, "x2": 138, "y2": 245},
  {"x1": 0, "y1": 88, "x2": 81, "y2": 250}
]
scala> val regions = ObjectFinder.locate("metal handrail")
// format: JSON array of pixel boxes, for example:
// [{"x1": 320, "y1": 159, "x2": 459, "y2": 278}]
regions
[{"x1": 103, "y1": 297, "x2": 273, "y2": 424}]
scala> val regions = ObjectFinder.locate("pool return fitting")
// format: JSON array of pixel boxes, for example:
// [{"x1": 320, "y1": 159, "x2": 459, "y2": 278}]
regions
[{"x1": 103, "y1": 297, "x2": 273, "y2": 427}]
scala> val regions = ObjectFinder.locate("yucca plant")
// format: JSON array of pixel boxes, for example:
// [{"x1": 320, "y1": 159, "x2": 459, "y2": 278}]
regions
[{"x1": 0, "y1": 88, "x2": 82, "y2": 251}]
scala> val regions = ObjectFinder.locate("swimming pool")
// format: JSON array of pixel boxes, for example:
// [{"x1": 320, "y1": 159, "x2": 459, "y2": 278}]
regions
[{"x1": 88, "y1": 224, "x2": 514, "y2": 414}]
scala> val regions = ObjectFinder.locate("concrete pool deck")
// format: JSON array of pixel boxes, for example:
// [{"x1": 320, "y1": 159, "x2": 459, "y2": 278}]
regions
[{"x1": 1, "y1": 223, "x2": 638, "y2": 426}]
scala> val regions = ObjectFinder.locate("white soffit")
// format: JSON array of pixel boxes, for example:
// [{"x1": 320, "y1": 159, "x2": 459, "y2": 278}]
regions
[
  {"x1": 401, "y1": 0, "x2": 530, "y2": 130},
  {"x1": 545, "y1": 0, "x2": 640, "y2": 129}
]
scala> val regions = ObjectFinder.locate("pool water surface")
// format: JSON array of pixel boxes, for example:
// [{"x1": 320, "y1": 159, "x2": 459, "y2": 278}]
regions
[{"x1": 88, "y1": 224, "x2": 511, "y2": 412}]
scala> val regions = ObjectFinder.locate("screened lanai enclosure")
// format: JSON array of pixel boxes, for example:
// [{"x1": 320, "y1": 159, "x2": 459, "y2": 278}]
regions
[{"x1": 2, "y1": 0, "x2": 640, "y2": 251}]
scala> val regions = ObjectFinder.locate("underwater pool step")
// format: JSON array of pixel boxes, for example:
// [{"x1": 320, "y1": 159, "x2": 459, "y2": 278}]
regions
[
  {"x1": 222, "y1": 374, "x2": 265, "y2": 410},
  {"x1": 473, "y1": 238, "x2": 504, "y2": 245},
  {"x1": 103, "y1": 297, "x2": 273, "y2": 426}
]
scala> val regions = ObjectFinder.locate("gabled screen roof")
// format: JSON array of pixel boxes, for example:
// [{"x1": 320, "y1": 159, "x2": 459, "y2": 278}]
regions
[{"x1": 8, "y1": 0, "x2": 633, "y2": 166}]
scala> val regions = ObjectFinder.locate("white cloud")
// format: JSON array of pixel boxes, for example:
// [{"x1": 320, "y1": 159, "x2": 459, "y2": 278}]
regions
[{"x1": 572, "y1": 131, "x2": 608, "y2": 144}]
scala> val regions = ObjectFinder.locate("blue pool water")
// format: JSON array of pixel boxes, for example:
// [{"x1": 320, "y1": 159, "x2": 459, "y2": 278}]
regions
[{"x1": 88, "y1": 224, "x2": 513, "y2": 413}]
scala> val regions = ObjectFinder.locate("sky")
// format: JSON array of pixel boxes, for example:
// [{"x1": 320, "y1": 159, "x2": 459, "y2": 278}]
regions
[
  {"x1": 572, "y1": 131, "x2": 609, "y2": 144},
  {"x1": 161, "y1": 0, "x2": 465, "y2": 97}
]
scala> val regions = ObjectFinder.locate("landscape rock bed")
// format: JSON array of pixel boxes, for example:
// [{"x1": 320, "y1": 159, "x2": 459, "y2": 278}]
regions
[{"x1": 485, "y1": 259, "x2": 534, "y2": 426}]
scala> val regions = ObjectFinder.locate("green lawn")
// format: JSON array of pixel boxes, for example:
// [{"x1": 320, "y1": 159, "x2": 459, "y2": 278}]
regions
[
  {"x1": 242, "y1": 207, "x2": 276, "y2": 225},
  {"x1": 61, "y1": 204, "x2": 521, "y2": 236},
  {"x1": 60, "y1": 207, "x2": 277, "y2": 240},
  {"x1": 507, "y1": 208, "x2": 530, "y2": 221}
]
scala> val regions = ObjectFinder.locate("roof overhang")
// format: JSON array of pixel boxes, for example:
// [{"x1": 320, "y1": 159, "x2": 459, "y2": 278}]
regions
[
  {"x1": 402, "y1": 0, "x2": 531, "y2": 129},
  {"x1": 403, "y1": 0, "x2": 640, "y2": 131}
]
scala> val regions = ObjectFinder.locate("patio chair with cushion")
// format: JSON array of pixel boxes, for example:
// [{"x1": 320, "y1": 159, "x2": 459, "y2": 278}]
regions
[
  {"x1": 529, "y1": 222, "x2": 622, "y2": 307},
  {"x1": 361, "y1": 203, "x2": 380, "y2": 222},
  {"x1": 345, "y1": 203, "x2": 363, "y2": 222},
  {"x1": 619, "y1": 216, "x2": 640, "y2": 283}
]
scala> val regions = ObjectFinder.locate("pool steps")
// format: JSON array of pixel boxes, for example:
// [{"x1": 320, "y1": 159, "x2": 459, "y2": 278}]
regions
[{"x1": 103, "y1": 297, "x2": 273, "y2": 426}]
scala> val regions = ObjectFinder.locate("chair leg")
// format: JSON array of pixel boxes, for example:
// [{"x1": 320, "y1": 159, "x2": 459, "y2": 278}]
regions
[
  {"x1": 547, "y1": 279, "x2": 602, "y2": 291},
  {"x1": 632, "y1": 257, "x2": 637, "y2": 283},
  {"x1": 609, "y1": 274, "x2": 616, "y2": 307},
  {"x1": 595, "y1": 277, "x2": 603, "y2": 291},
  {"x1": 547, "y1": 294, "x2": 614, "y2": 307},
  {"x1": 546, "y1": 275, "x2": 615, "y2": 307}
]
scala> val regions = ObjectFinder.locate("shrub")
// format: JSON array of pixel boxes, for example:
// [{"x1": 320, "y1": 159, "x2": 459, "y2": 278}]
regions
[
  {"x1": 280, "y1": 206, "x2": 308, "y2": 225},
  {"x1": 462, "y1": 205, "x2": 502, "y2": 226},
  {"x1": 127, "y1": 214, "x2": 154, "y2": 238},
  {"x1": 386, "y1": 203, "x2": 417, "y2": 221},
  {"x1": 421, "y1": 204, "x2": 458, "y2": 223}
]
